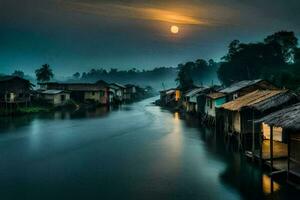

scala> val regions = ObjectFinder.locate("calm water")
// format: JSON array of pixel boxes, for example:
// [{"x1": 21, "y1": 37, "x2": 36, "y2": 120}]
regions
[{"x1": 0, "y1": 97, "x2": 299, "y2": 200}]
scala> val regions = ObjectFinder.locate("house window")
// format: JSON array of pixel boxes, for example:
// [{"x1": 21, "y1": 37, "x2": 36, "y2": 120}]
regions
[
  {"x1": 92, "y1": 92, "x2": 95, "y2": 96},
  {"x1": 60, "y1": 95, "x2": 66, "y2": 102},
  {"x1": 100, "y1": 91, "x2": 105, "y2": 97},
  {"x1": 233, "y1": 93, "x2": 238, "y2": 100}
]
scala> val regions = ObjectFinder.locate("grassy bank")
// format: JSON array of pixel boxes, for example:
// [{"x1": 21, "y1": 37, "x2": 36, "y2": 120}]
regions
[
  {"x1": 0, "y1": 106, "x2": 51, "y2": 116},
  {"x1": 0, "y1": 100, "x2": 79, "y2": 116}
]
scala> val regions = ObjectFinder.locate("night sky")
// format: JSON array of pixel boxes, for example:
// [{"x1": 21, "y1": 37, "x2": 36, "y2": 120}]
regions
[{"x1": 1, "y1": 0, "x2": 300, "y2": 76}]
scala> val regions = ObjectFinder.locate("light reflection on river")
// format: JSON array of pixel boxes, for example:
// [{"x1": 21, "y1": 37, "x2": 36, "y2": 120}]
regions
[{"x1": 0, "y1": 97, "x2": 298, "y2": 200}]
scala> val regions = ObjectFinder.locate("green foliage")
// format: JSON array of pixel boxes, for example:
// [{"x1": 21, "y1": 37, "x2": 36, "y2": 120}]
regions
[
  {"x1": 73, "y1": 72, "x2": 81, "y2": 79},
  {"x1": 176, "y1": 59, "x2": 218, "y2": 91},
  {"x1": 35, "y1": 64, "x2": 54, "y2": 82},
  {"x1": 18, "y1": 107, "x2": 50, "y2": 113},
  {"x1": 12, "y1": 70, "x2": 25, "y2": 78},
  {"x1": 218, "y1": 31, "x2": 299, "y2": 88},
  {"x1": 176, "y1": 63, "x2": 194, "y2": 91}
]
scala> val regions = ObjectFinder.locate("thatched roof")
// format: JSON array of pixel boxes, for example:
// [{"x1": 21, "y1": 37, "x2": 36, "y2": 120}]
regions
[
  {"x1": 221, "y1": 90, "x2": 292, "y2": 111},
  {"x1": 207, "y1": 92, "x2": 226, "y2": 99},
  {"x1": 219, "y1": 79, "x2": 262, "y2": 94},
  {"x1": 256, "y1": 103, "x2": 300, "y2": 131}
]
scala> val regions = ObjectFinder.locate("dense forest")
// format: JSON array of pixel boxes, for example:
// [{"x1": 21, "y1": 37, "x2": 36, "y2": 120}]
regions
[{"x1": 217, "y1": 31, "x2": 300, "y2": 91}]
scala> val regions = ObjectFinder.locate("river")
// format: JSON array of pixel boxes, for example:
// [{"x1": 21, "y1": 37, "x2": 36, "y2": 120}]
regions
[{"x1": 0, "y1": 97, "x2": 298, "y2": 200}]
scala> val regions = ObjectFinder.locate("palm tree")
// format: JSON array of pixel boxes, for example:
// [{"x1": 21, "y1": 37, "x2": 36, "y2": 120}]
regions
[{"x1": 35, "y1": 64, "x2": 54, "y2": 82}]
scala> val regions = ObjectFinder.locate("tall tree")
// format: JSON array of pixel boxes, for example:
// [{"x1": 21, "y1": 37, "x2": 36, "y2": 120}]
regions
[
  {"x1": 217, "y1": 31, "x2": 298, "y2": 86},
  {"x1": 12, "y1": 70, "x2": 25, "y2": 78},
  {"x1": 176, "y1": 63, "x2": 194, "y2": 91},
  {"x1": 35, "y1": 64, "x2": 54, "y2": 82},
  {"x1": 264, "y1": 31, "x2": 298, "y2": 63},
  {"x1": 73, "y1": 72, "x2": 81, "y2": 79}
]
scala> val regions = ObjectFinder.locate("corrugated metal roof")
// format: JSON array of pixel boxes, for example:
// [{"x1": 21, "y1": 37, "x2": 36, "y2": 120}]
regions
[
  {"x1": 207, "y1": 92, "x2": 226, "y2": 99},
  {"x1": 219, "y1": 79, "x2": 262, "y2": 94},
  {"x1": 166, "y1": 89, "x2": 175, "y2": 95},
  {"x1": 41, "y1": 90, "x2": 66, "y2": 95},
  {"x1": 185, "y1": 87, "x2": 208, "y2": 97},
  {"x1": 256, "y1": 102, "x2": 300, "y2": 131},
  {"x1": 221, "y1": 90, "x2": 287, "y2": 111},
  {"x1": 111, "y1": 83, "x2": 125, "y2": 88}
]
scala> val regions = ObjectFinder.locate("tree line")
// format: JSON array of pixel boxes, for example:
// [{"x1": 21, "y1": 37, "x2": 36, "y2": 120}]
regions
[
  {"x1": 4, "y1": 30, "x2": 300, "y2": 92},
  {"x1": 218, "y1": 31, "x2": 300, "y2": 90},
  {"x1": 176, "y1": 30, "x2": 300, "y2": 92}
]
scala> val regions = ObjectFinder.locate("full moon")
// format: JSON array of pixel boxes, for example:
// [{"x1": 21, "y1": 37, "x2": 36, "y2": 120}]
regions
[{"x1": 170, "y1": 25, "x2": 179, "y2": 34}]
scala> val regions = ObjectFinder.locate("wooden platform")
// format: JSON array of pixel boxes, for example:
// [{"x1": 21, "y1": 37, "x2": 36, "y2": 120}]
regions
[
  {"x1": 254, "y1": 140, "x2": 288, "y2": 160},
  {"x1": 265, "y1": 159, "x2": 288, "y2": 173}
]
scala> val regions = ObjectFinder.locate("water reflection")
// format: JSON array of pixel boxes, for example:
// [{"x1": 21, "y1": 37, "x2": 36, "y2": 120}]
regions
[
  {"x1": 0, "y1": 98, "x2": 299, "y2": 200},
  {"x1": 262, "y1": 175, "x2": 280, "y2": 194}
]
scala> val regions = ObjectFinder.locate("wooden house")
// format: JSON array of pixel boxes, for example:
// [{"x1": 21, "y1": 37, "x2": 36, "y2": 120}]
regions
[
  {"x1": 159, "y1": 88, "x2": 181, "y2": 107},
  {"x1": 109, "y1": 83, "x2": 125, "y2": 103},
  {"x1": 39, "y1": 90, "x2": 70, "y2": 106},
  {"x1": 218, "y1": 90, "x2": 298, "y2": 151},
  {"x1": 204, "y1": 79, "x2": 277, "y2": 118},
  {"x1": 124, "y1": 84, "x2": 137, "y2": 101},
  {"x1": 184, "y1": 87, "x2": 209, "y2": 113},
  {"x1": 0, "y1": 76, "x2": 33, "y2": 106},
  {"x1": 219, "y1": 79, "x2": 278, "y2": 101},
  {"x1": 39, "y1": 82, "x2": 109, "y2": 104},
  {"x1": 160, "y1": 88, "x2": 176, "y2": 106},
  {"x1": 205, "y1": 92, "x2": 226, "y2": 117},
  {"x1": 257, "y1": 103, "x2": 300, "y2": 185}
]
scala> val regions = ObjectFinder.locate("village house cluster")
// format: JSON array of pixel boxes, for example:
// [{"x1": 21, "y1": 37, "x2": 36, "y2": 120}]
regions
[
  {"x1": 160, "y1": 79, "x2": 300, "y2": 187},
  {"x1": 0, "y1": 75, "x2": 150, "y2": 109}
]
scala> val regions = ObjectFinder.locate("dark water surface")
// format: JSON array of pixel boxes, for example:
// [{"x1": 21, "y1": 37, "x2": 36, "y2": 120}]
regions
[{"x1": 0, "y1": 98, "x2": 299, "y2": 200}]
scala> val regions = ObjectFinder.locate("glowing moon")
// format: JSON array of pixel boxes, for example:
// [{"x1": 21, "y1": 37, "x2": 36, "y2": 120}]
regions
[{"x1": 170, "y1": 25, "x2": 179, "y2": 34}]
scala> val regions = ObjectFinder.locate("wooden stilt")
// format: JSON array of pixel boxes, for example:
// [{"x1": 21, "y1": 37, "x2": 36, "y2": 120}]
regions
[
  {"x1": 259, "y1": 131, "x2": 263, "y2": 168},
  {"x1": 270, "y1": 125, "x2": 274, "y2": 194},
  {"x1": 270, "y1": 125, "x2": 274, "y2": 173},
  {"x1": 252, "y1": 111, "x2": 255, "y2": 162},
  {"x1": 287, "y1": 131, "x2": 290, "y2": 182}
]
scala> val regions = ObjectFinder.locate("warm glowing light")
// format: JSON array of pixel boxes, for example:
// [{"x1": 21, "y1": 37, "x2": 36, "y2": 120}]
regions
[
  {"x1": 174, "y1": 112, "x2": 179, "y2": 121},
  {"x1": 262, "y1": 175, "x2": 280, "y2": 194},
  {"x1": 171, "y1": 25, "x2": 179, "y2": 34},
  {"x1": 175, "y1": 90, "x2": 180, "y2": 101}
]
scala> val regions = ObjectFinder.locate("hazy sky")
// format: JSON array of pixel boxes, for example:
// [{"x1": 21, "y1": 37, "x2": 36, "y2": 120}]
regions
[{"x1": 1, "y1": 0, "x2": 300, "y2": 75}]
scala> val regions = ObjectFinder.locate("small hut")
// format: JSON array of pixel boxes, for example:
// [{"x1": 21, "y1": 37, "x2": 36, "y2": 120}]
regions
[
  {"x1": 39, "y1": 82, "x2": 109, "y2": 104},
  {"x1": 257, "y1": 103, "x2": 300, "y2": 185},
  {"x1": 124, "y1": 84, "x2": 137, "y2": 101},
  {"x1": 183, "y1": 87, "x2": 209, "y2": 113},
  {"x1": 219, "y1": 79, "x2": 277, "y2": 101},
  {"x1": 0, "y1": 76, "x2": 33, "y2": 108},
  {"x1": 218, "y1": 90, "x2": 298, "y2": 153},
  {"x1": 39, "y1": 90, "x2": 70, "y2": 106},
  {"x1": 159, "y1": 88, "x2": 181, "y2": 107},
  {"x1": 109, "y1": 83, "x2": 125, "y2": 103},
  {"x1": 205, "y1": 92, "x2": 226, "y2": 117}
]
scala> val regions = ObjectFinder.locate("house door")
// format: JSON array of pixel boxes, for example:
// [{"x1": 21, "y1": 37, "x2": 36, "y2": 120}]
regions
[{"x1": 60, "y1": 95, "x2": 66, "y2": 102}]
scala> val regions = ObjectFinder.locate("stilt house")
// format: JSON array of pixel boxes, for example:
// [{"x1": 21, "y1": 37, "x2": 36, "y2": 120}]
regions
[
  {"x1": 217, "y1": 90, "x2": 298, "y2": 152},
  {"x1": 256, "y1": 103, "x2": 300, "y2": 185}
]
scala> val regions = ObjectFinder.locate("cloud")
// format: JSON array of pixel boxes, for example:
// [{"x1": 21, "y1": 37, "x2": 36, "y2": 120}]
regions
[{"x1": 61, "y1": 1, "x2": 212, "y2": 25}]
